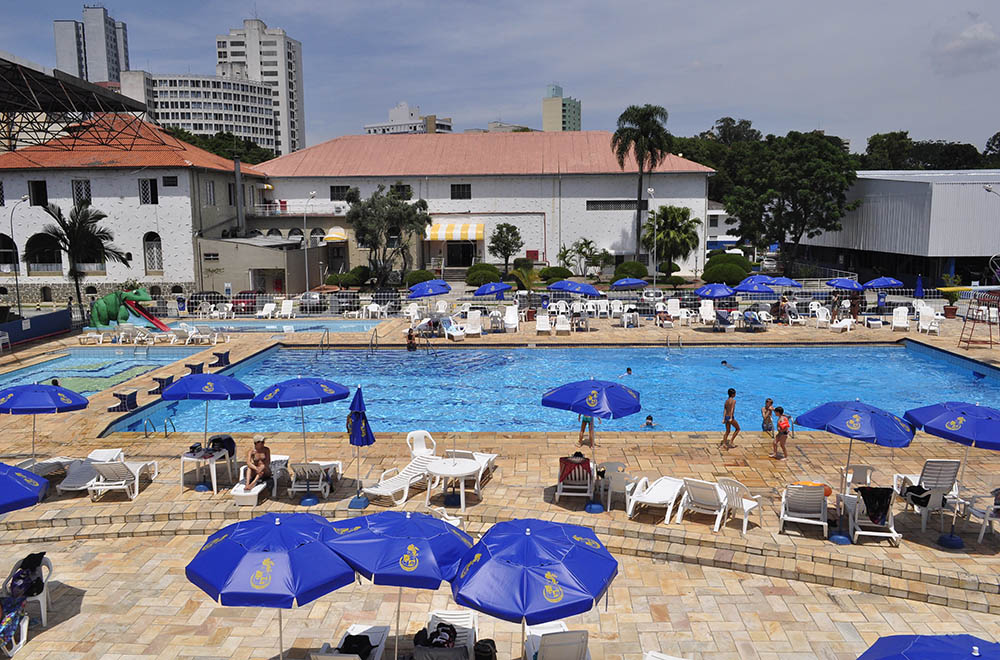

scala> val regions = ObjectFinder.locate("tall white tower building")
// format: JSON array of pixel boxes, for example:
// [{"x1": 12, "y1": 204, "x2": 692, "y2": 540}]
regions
[
  {"x1": 53, "y1": 5, "x2": 129, "y2": 83},
  {"x1": 216, "y1": 19, "x2": 305, "y2": 155}
]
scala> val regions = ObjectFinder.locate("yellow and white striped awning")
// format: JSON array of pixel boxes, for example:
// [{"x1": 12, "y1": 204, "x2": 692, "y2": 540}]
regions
[
  {"x1": 323, "y1": 227, "x2": 348, "y2": 242},
  {"x1": 424, "y1": 223, "x2": 484, "y2": 241}
]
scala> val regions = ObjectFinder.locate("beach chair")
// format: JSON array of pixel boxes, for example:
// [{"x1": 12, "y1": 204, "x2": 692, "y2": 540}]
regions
[
  {"x1": 231, "y1": 460, "x2": 284, "y2": 505},
  {"x1": 595, "y1": 299, "x2": 610, "y2": 318},
  {"x1": 87, "y1": 459, "x2": 158, "y2": 501},
  {"x1": 441, "y1": 317, "x2": 466, "y2": 341},
  {"x1": 675, "y1": 478, "x2": 728, "y2": 531},
  {"x1": 713, "y1": 310, "x2": 735, "y2": 332},
  {"x1": 2, "y1": 555, "x2": 53, "y2": 627},
  {"x1": 742, "y1": 311, "x2": 766, "y2": 332},
  {"x1": 524, "y1": 621, "x2": 591, "y2": 660},
  {"x1": 756, "y1": 309, "x2": 776, "y2": 325},
  {"x1": 0, "y1": 614, "x2": 28, "y2": 656},
  {"x1": 787, "y1": 308, "x2": 808, "y2": 326},
  {"x1": 778, "y1": 484, "x2": 828, "y2": 537},
  {"x1": 465, "y1": 310, "x2": 482, "y2": 337},
  {"x1": 718, "y1": 478, "x2": 762, "y2": 536},
  {"x1": 843, "y1": 488, "x2": 901, "y2": 546},
  {"x1": 625, "y1": 476, "x2": 684, "y2": 524},
  {"x1": 256, "y1": 302, "x2": 276, "y2": 319},
  {"x1": 841, "y1": 464, "x2": 875, "y2": 491},
  {"x1": 211, "y1": 303, "x2": 235, "y2": 319},
  {"x1": 830, "y1": 317, "x2": 854, "y2": 333},
  {"x1": 609, "y1": 300, "x2": 623, "y2": 318},
  {"x1": 425, "y1": 504, "x2": 465, "y2": 530},
  {"x1": 78, "y1": 330, "x2": 104, "y2": 344},
  {"x1": 117, "y1": 323, "x2": 138, "y2": 343},
  {"x1": 313, "y1": 624, "x2": 390, "y2": 660},
  {"x1": 555, "y1": 314, "x2": 571, "y2": 336},
  {"x1": 536, "y1": 314, "x2": 552, "y2": 335},
  {"x1": 288, "y1": 463, "x2": 331, "y2": 499},
  {"x1": 698, "y1": 301, "x2": 715, "y2": 325},
  {"x1": 602, "y1": 470, "x2": 635, "y2": 511},
  {"x1": 918, "y1": 308, "x2": 941, "y2": 335},
  {"x1": 277, "y1": 299, "x2": 296, "y2": 318},
  {"x1": 891, "y1": 306, "x2": 909, "y2": 332},
  {"x1": 195, "y1": 325, "x2": 229, "y2": 344},
  {"x1": 555, "y1": 460, "x2": 595, "y2": 502},
  {"x1": 893, "y1": 459, "x2": 961, "y2": 532},
  {"x1": 428, "y1": 611, "x2": 478, "y2": 660},
  {"x1": 814, "y1": 307, "x2": 831, "y2": 328},
  {"x1": 407, "y1": 430, "x2": 437, "y2": 457},
  {"x1": 962, "y1": 494, "x2": 1000, "y2": 543},
  {"x1": 503, "y1": 305, "x2": 519, "y2": 332},
  {"x1": 54, "y1": 448, "x2": 126, "y2": 494},
  {"x1": 402, "y1": 302, "x2": 421, "y2": 323},
  {"x1": 363, "y1": 454, "x2": 436, "y2": 505}
]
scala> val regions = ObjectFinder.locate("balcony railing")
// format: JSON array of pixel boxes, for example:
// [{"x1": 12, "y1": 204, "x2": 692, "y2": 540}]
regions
[
  {"x1": 76, "y1": 262, "x2": 107, "y2": 274},
  {"x1": 28, "y1": 263, "x2": 63, "y2": 274},
  {"x1": 0, "y1": 263, "x2": 19, "y2": 274},
  {"x1": 249, "y1": 201, "x2": 350, "y2": 217}
]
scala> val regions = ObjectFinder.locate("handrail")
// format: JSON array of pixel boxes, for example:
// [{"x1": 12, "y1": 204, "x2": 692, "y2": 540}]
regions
[
  {"x1": 142, "y1": 418, "x2": 153, "y2": 438},
  {"x1": 367, "y1": 327, "x2": 379, "y2": 357},
  {"x1": 318, "y1": 328, "x2": 331, "y2": 354},
  {"x1": 163, "y1": 417, "x2": 176, "y2": 437}
]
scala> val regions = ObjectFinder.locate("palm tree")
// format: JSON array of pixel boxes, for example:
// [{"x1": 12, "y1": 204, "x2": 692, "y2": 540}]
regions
[
  {"x1": 611, "y1": 105, "x2": 673, "y2": 260},
  {"x1": 24, "y1": 203, "x2": 128, "y2": 323},
  {"x1": 510, "y1": 267, "x2": 540, "y2": 291},
  {"x1": 642, "y1": 205, "x2": 702, "y2": 274}
]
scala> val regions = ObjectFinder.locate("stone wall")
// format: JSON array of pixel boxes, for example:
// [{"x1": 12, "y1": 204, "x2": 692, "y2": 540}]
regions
[{"x1": 1, "y1": 280, "x2": 197, "y2": 306}]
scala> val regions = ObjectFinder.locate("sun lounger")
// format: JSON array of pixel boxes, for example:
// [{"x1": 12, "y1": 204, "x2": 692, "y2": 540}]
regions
[
  {"x1": 555, "y1": 459, "x2": 594, "y2": 502},
  {"x1": 277, "y1": 299, "x2": 296, "y2": 318},
  {"x1": 536, "y1": 314, "x2": 552, "y2": 335},
  {"x1": 742, "y1": 311, "x2": 766, "y2": 332},
  {"x1": 787, "y1": 308, "x2": 808, "y2": 326},
  {"x1": 428, "y1": 611, "x2": 478, "y2": 660},
  {"x1": 195, "y1": 325, "x2": 229, "y2": 344},
  {"x1": 288, "y1": 463, "x2": 331, "y2": 499},
  {"x1": 54, "y1": 448, "x2": 127, "y2": 494},
  {"x1": 779, "y1": 484, "x2": 828, "y2": 537},
  {"x1": 78, "y1": 330, "x2": 104, "y2": 345},
  {"x1": 676, "y1": 478, "x2": 728, "y2": 532},
  {"x1": 713, "y1": 310, "x2": 735, "y2": 332},
  {"x1": 625, "y1": 476, "x2": 684, "y2": 524},
  {"x1": 554, "y1": 314, "x2": 571, "y2": 336},
  {"x1": 313, "y1": 624, "x2": 391, "y2": 660},
  {"x1": 843, "y1": 488, "x2": 900, "y2": 546},
  {"x1": 87, "y1": 460, "x2": 158, "y2": 501},
  {"x1": 465, "y1": 310, "x2": 482, "y2": 338},
  {"x1": 524, "y1": 621, "x2": 591, "y2": 660},
  {"x1": 441, "y1": 317, "x2": 466, "y2": 341},
  {"x1": 231, "y1": 455, "x2": 289, "y2": 505},
  {"x1": 363, "y1": 454, "x2": 436, "y2": 505},
  {"x1": 891, "y1": 306, "x2": 909, "y2": 332},
  {"x1": 256, "y1": 302, "x2": 276, "y2": 319},
  {"x1": 503, "y1": 305, "x2": 519, "y2": 332},
  {"x1": 893, "y1": 458, "x2": 961, "y2": 532},
  {"x1": 830, "y1": 317, "x2": 854, "y2": 332},
  {"x1": 0, "y1": 612, "x2": 28, "y2": 655}
]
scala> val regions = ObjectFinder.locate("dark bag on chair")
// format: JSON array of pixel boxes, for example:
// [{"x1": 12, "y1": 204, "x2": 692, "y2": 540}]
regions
[
  {"x1": 9, "y1": 552, "x2": 44, "y2": 598},
  {"x1": 474, "y1": 639, "x2": 498, "y2": 660},
  {"x1": 338, "y1": 634, "x2": 374, "y2": 660},
  {"x1": 903, "y1": 484, "x2": 932, "y2": 508}
]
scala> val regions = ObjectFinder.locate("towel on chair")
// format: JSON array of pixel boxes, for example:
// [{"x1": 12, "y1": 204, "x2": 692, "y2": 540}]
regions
[{"x1": 856, "y1": 486, "x2": 893, "y2": 525}]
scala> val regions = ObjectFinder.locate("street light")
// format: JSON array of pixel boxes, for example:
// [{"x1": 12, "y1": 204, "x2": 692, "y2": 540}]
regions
[
  {"x1": 8, "y1": 194, "x2": 28, "y2": 317},
  {"x1": 303, "y1": 191, "x2": 316, "y2": 293},
  {"x1": 647, "y1": 187, "x2": 656, "y2": 287}
]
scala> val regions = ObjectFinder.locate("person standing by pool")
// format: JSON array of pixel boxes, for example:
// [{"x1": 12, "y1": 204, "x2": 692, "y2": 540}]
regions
[
  {"x1": 761, "y1": 398, "x2": 774, "y2": 438},
  {"x1": 771, "y1": 406, "x2": 790, "y2": 459},
  {"x1": 578, "y1": 413, "x2": 595, "y2": 446},
  {"x1": 721, "y1": 388, "x2": 740, "y2": 449},
  {"x1": 849, "y1": 291, "x2": 861, "y2": 320}
]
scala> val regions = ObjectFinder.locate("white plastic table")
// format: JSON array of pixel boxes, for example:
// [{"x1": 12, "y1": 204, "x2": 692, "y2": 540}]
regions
[
  {"x1": 426, "y1": 457, "x2": 480, "y2": 512},
  {"x1": 180, "y1": 449, "x2": 232, "y2": 494}
]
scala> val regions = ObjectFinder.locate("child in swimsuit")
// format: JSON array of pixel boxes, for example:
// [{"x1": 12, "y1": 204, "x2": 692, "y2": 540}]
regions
[
  {"x1": 761, "y1": 398, "x2": 774, "y2": 437},
  {"x1": 721, "y1": 388, "x2": 739, "y2": 449},
  {"x1": 771, "y1": 407, "x2": 790, "y2": 459}
]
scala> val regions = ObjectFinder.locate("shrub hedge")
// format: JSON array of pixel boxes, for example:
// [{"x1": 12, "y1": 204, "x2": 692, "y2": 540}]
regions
[
  {"x1": 403, "y1": 269, "x2": 435, "y2": 287},
  {"x1": 614, "y1": 261, "x2": 648, "y2": 280}
]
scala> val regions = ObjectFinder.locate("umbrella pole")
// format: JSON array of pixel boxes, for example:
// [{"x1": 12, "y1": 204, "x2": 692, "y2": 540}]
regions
[
  {"x1": 278, "y1": 608, "x2": 284, "y2": 660},
  {"x1": 31, "y1": 414, "x2": 36, "y2": 463},
  {"x1": 301, "y1": 405, "x2": 308, "y2": 463},
  {"x1": 204, "y1": 401, "x2": 209, "y2": 446},
  {"x1": 830, "y1": 437, "x2": 855, "y2": 545},
  {"x1": 394, "y1": 586, "x2": 401, "y2": 660},
  {"x1": 521, "y1": 619, "x2": 526, "y2": 660},
  {"x1": 938, "y1": 444, "x2": 973, "y2": 549},
  {"x1": 959, "y1": 444, "x2": 971, "y2": 487}
]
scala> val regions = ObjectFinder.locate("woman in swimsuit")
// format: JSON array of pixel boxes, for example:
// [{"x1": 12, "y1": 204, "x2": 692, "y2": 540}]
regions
[{"x1": 246, "y1": 437, "x2": 272, "y2": 488}]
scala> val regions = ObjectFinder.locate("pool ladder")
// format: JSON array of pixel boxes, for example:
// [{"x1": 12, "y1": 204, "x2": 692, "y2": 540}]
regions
[
  {"x1": 666, "y1": 335, "x2": 682, "y2": 349},
  {"x1": 142, "y1": 416, "x2": 176, "y2": 438},
  {"x1": 367, "y1": 328, "x2": 379, "y2": 357},
  {"x1": 133, "y1": 344, "x2": 149, "y2": 358},
  {"x1": 317, "y1": 329, "x2": 331, "y2": 354}
]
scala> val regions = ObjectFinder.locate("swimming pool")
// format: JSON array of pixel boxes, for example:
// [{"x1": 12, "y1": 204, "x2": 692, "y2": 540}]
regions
[
  {"x1": 105, "y1": 343, "x2": 1000, "y2": 435},
  {"x1": 168, "y1": 320, "x2": 380, "y2": 333},
  {"x1": 0, "y1": 347, "x2": 204, "y2": 397}
]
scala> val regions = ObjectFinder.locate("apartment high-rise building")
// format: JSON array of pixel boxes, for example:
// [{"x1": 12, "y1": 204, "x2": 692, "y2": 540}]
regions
[
  {"x1": 53, "y1": 6, "x2": 129, "y2": 82},
  {"x1": 216, "y1": 19, "x2": 304, "y2": 155},
  {"x1": 363, "y1": 102, "x2": 453, "y2": 135},
  {"x1": 541, "y1": 84, "x2": 581, "y2": 132}
]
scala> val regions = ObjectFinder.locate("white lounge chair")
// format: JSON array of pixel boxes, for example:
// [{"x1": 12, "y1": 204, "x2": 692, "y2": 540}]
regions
[
  {"x1": 625, "y1": 476, "x2": 684, "y2": 524},
  {"x1": 211, "y1": 303, "x2": 235, "y2": 319},
  {"x1": 184, "y1": 326, "x2": 214, "y2": 345},
  {"x1": 718, "y1": 478, "x2": 762, "y2": 536},
  {"x1": 78, "y1": 330, "x2": 104, "y2": 345},
  {"x1": 841, "y1": 464, "x2": 875, "y2": 491},
  {"x1": 893, "y1": 459, "x2": 961, "y2": 532},
  {"x1": 428, "y1": 610, "x2": 478, "y2": 660},
  {"x1": 288, "y1": 463, "x2": 331, "y2": 500},
  {"x1": 524, "y1": 621, "x2": 591, "y2": 660},
  {"x1": 814, "y1": 307, "x2": 831, "y2": 329},
  {"x1": 407, "y1": 430, "x2": 437, "y2": 457},
  {"x1": 536, "y1": 314, "x2": 552, "y2": 335},
  {"x1": 195, "y1": 325, "x2": 229, "y2": 344},
  {"x1": 698, "y1": 301, "x2": 715, "y2": 325},
  {"x1": 54, "y1": 449, "x2": 126, "y2": 494},
  {"x1": 778, "y1": 484, "x2": 828, "y2": 537},
  {"x1": 843, "y1": 489, "x2": 901, "y2": 546},
  {"x1": 2, "y1": 555, "x2": 53, "y2": 628},
  {"x1": 503, "y1": 305, "x2": 519, "y2": 332},
  {"x1": 891, "y1": 306, "x2": 909, "y2": 332},
  {"x1": 87, "y1": 460, "x2": 158, "y2": 501},
  {"x1": 231, "y1": 455, "x2": 289, "y2": 505},
  {"x1": 313, "y1": 624, "x2": 391, "y2": 660},
  {"x1": 277, "y1": 299, "x2": 296, "y2": 318},
  {"x1": 554, "y1": 460, "x2": 594, "y2": 502},
  {"x1": 465, "y1": 310, "x2": 482, "y2": 338},
  {"x1": 256, "y1": 302, "x2": 276, "y2": 319},
  {"x1": 675, "y1": 478, "x2": 727, "y2": 531},
  {"x1": 554, "y1": 314, "x2": 571, "y2": 336},
  {"x1": 643, "y1": 652, "x2": 689, "y2": 660},
  {"x1": 963, "y1": 494, "x2": 1000, "y2": 543},
  {"x1": 441, "y1": 317, "x2": 466, "y2": 341},
  {"x1": 830, "y1": 317, "x2": 854, "y2": 333},
  {"x1": 363, "y1": 454, "x2": 436, "y2": 505},
  {"x1": 918, "y1": 308, "x2": 941, "y2": 335}
]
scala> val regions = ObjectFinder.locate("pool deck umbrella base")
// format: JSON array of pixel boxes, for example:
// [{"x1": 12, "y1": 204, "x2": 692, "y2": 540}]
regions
[{"x1": 348, "y1": 495, "x2": 370, "y2": 509}]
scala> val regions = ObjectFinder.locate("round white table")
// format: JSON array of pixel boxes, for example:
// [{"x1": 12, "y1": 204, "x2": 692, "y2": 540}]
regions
[{"x1": 426, "y1": 457, "x2": 480, "y2": 512}]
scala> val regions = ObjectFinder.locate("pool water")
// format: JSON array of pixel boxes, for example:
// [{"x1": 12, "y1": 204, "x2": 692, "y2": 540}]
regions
[
  {"x1": 105, "y1": 344, "x2": 1000, "y2": 435},
  {"x1": 0, "y1": 347, "x2": 204, "y2": 397},
  {"x1": 168, "y1": 320, "x2": 380, "y2": 333}
]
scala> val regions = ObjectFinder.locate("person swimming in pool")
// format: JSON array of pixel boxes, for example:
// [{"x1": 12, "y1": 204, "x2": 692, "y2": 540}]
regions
[
  {"x1": 721, "y1": 388, "x2": 740, "y2": 449},
  {"x1": 641, "y1": 415, "x2": 656, "y2": 428},
  {"x1": 721, "y1": 360, "x2": 736, "y2": 370},
  {"x1": 620, "y1": 367, "x2": 633, "y2": 378}
]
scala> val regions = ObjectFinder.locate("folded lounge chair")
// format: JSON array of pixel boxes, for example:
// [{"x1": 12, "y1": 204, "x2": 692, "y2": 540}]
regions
[
  {"x1": 891, "y1": 306, "x2": 909, "y2": 332},
  {"x1": 625, "y1": 476, "x2": 684, "y2": 524},
  {"x1": 363, "y1": 454, "x2": 436, "y2": 505},
  {"x1": 87, "y1": 460, "x2": 158, "y2": 501},
  {"x1": 231, "y1": 456, "x2": 289, "y2": 505},
  {"x1": 524, "y1": 621, "x2": 591, "y2": 660}
]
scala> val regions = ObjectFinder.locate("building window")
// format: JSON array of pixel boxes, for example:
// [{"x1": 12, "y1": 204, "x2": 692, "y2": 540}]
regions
[
  {"x1": 139, "y1": 178, "x2": 159, "y2": 205},
  {"x1": 387, "y1": 229, "x2": 401, "y2": 248},
  {"x1": 227, "y1": 182, "x2": 236, "y2": 206},
  {"x1": 450, "y1": 184, "x2": 472, "y2": 200},
  {"x1": 206, "y1": 180, "x2": 216, "y2": 205},
  {"x1": 28, "y1": 181, "x2": 47, "y2": 207},
  {"x1": 310, "y1": 228, "x2": 326, "y2": 247},
  {"x1": 266, "y1": 228, "x2": 283, "y2": 237},
  {"x1": 72, "y1": 179, "x2": 91, "y2": 206},
  {"x1": 40, "y1": 286, "x2": 52, "y2": 302},
  {"x1": 390, "y1": 184, "x2": 411, "y2": 198},
  {"x1": 203, "y1": 252, "x2": 220, "y2": 261},
  {"x1": 171, "y1": 285, "x2": 184, "y2": 294},
  {"x1": 585, "y1": 200, "x2": 643, "y2": 211},
  {"x1": 85, "y1": 286, "x2": 97, "y2": 295},
  {"x1": 0, "y1": 180, "x2": 5, "y2": 206},
  {"x1": 162, "y1": 175, "x2": 178, "y2": 187},
  {"x1": 330, "y1": 185, "x2": 350, "y2": 201},
  {"x1": 143, "y1": 232, "x2": 163, "y2": 273},
  {"x1": 709, "y1": 217, "x2": 719, "y2": 228}
]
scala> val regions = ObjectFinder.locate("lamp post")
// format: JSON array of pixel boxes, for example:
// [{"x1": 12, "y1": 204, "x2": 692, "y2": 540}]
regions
[
  {"x1": 647, "y1": 187, "x2": 656, "y2": 287},
  {"x1": 8, "y1": 195, "x2": 28, "y2": 317},
  {"x1": 303, "y1": 191, "x2": 316, "y2": 293}
]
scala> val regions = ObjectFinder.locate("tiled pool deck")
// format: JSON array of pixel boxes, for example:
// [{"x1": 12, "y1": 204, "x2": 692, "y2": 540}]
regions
[{"x1": 2, "y1": 316, "x2": 1000, "y2": 659}]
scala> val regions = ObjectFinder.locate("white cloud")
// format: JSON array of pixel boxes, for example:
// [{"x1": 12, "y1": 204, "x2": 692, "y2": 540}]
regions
[{"x1": 930, "y1": 19, "x2": 1000, "y2": 75}]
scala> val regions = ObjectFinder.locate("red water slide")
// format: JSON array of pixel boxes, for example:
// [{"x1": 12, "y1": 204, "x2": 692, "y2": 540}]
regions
[{"x1": 124, "y1": 299, "x2": 170, "y2": 332}]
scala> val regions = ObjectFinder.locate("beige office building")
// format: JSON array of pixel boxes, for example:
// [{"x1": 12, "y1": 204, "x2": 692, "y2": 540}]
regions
[{"x1": 542, "y1": 84, "x2": 581, "y2": 132}]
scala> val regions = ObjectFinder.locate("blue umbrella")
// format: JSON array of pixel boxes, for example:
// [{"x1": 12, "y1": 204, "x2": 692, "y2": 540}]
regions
[
  {"x1": 162, "y1": 374, "x2": 254, "y2": 445},
  {"x1": 408, "y1": 279, "x2": 451, "y2": 299},
  {"x1": 915, "y1": 274, "x2": 924, "y2": 298},
  {"x1": 610, "y1": 278, "x2": 647, "y2": 290},
  {"x1": 546, "y1": 280, "x2": 574, "y2": 291},
  {"x1": 186, "y1": 512, "x2": 356, "y2": 660},
  {"x1": 251, "y1": 378, "x2": 349, "y2": 463},
  {"x1": 0, "y1": 463, "x2": 48, "y2": 515},
  {"x1": 0, "y1": 383, "x2": 89, "y2": 461},
  {"x1": 863, "y1": 276, "x2": 904, "y2": 289},
  {"x1": 733, "y1": 281, "x2": 775, "y2": 294},
  {"x1": 741, "y1": 274, "x2": 774, "y2": 285},
  {"x1": 694, "y1": 283, "x2": 735, "y2": 299},
  {"x1": 451, "y1": 518, "x2": 618, "y2": 648},
  {"x1": 769, "y1": 276, "x2": 802, "y2": 288},
  {"x1": 858, "y1": 634, "x2": 1000, "y2": 660},
  {"x1": 347, "y1": 387, "x2": 376, "y2": 508},
  {"x1": 474, "y1": 281, "x2": 511, "y2": 298},
  {"x1": 564, "y1": 281, "x2": 600, "y2": 297},
  {"x1": 826, "y1": 278, "x2": 864, "y2": 291}
]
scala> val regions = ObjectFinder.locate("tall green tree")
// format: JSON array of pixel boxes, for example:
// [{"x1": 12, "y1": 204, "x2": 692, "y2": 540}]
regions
[
  {"x1": 487, "y1": 223, "x2": 524, "y2": 274},
  {"x1": 611, "y1": 104, "x2": 673, "y2": 260},
  {"x1": 345, "y1": 184, "x2": 431, "y2": 288},
  {"x1": 863, "y1": 131, "x2": 915, "y2": 169},
  {"x1": 165, "y1": 127, "x2": 274, "y2": 164},
  {"x1": 571, "y1": 238, "x2": 598, "y2": 276},
  {"x1": 698, "y1": 117, "x2": 762, "y2": 146},
  {"x1": 24, "y1": 203, "x2": 128, "y2": 322},
  {"x1": 641, "y1": 205, "x2": 702, "y2": 272},
  {"x1": 911, "y1": 140, "x2": 982, "y2": 169}
]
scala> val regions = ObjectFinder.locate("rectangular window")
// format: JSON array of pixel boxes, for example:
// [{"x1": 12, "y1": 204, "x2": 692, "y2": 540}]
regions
[
  {"x1": 390, "y1": 184, "x2": 411, "y2": 198},
  {"x1": 227, "y1": 182, "x2": 235, "y2": 206},
  {"x1": 709, "y1": 217, "x2": 719, "y2": 228},
  {"x1": 162, "y1": 175, "x2": 178, "y2": 187},
  {"x1": 206, "y1": 180, "x2": 216, "y2": 205},
  {"x1": 0, "y1": 180, "x2": 5, "y2": 206},
  {"x1": 229, "y1": 40, "x2": 245, "y2": 46},
  {"x1": 71, "y1": 179, "x2": 91, "y2": 206},
  {"x1": 217, "y1": 41, "x2": 227, "y2": 48},
  {"x1": 450, "y1": 184, "x2": 471, "y2": 200},
  {"x1": 585, "y1": 200, "x2": 644, "y2": 211},
  {"x1": 329, "y1": 185, "x2": 350, "y2": 201},
  {"x1": 138, "y1": 178, "x2": 158, "y2": 205},
  {"x1": 203, "y1": 252, "x2": 220, "y2": 261},
  {"x1": 28, "y1": 180, "x2": 47, "y2": 207}
]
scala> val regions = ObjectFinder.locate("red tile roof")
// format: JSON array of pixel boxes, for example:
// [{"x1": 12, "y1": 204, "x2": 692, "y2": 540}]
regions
[
  {"x1": 257, "y1": 131, "x2": 714, "y2": 178},
  {"x1": 0, "y1": 117, "x2": 264, "y2": 175}
]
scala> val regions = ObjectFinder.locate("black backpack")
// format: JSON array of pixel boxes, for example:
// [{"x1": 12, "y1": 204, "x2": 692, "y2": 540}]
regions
[
  {"x1": 474, "y1": 639, "x2": 498, "y2": 660},
  {"x1": 9, "y1": 552, "x2": 45, "y2": 598},
  {"x1": 338, "y1": 634, "x2": 374, "y2": 660}
]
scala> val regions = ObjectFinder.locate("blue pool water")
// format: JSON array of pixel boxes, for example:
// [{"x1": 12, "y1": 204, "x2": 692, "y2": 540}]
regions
[
  {"x1": 168, "y1": 320, "x2": 380, "y2": 333},
  {"x1": 105, "y1": 344, "x2": 1000, "y2": 435},
  {"x1": 0, "y1": 347, "x2": 204, "y2": 396}
]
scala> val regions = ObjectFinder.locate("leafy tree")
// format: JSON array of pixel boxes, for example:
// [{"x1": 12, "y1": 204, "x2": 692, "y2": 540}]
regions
[
  {"x1": 556, "y1": 244, "x2": 575, "y2": 269},
  {"x1": 698, "y1": 117, "x2": 762, "y2": 146},
  {"x1": 724, "y1": 131, "x2": 859, "y2": 262},
  {"x1": 571, "y1": 238, "x2": 598, "y2": 275},
  {"x1": 510, "y1": 267, "x2": 540, "y2": 291},
  {"x1": 164, "y1": 127, "x2": 274, "y2": 164},
  {"x1": 863, "y1": 131, "x2": 914, "y2": 169},
  {"x1": 612, "y1": 104, "x2": 673, "y2": 259},
  {"x1": 911, "y1": 140, "x2": 982, "y2": 169},
  {"x1": 672, "y1": 135, "x2": 734, "y2": 200},
  {"x1": 346, "y1": 185, "x2": 431, "y2": 288},
  {"x1": 487, "y1": 223, "x2": 524, "y2": 274},
  {"x1": 642, "y1": 205, "x2": 701, "y2": 272},
  {"x1": 986, "y1": 132, "x2": 1000, "y2": 158},
  {"x1": 24, "y1": 203, "x2": 128, "y2": 322}
]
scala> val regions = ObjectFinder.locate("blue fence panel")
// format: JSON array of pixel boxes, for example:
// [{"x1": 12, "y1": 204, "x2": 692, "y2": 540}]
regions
[{"x1": 0, "y1": 310, "x2": 72, "y2": 345}]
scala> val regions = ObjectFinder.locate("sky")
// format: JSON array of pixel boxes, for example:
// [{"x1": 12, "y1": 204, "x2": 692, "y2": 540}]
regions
[{"x1": 4, "y1": 1, "x2": 1000, "y2": 153}]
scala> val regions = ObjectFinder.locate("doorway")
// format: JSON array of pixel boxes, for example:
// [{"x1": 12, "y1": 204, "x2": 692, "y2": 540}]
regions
[{"x1": 446, "y1": 242, "x2": 475, "y2": 267}]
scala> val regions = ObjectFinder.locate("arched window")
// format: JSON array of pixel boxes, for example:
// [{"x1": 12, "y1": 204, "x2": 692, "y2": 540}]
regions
[
  {"x1": 266, "y1": 228, "x2": 283, "y2": 237},
  {"x1": 170, "y1": 285, "x2": 184, "y2": 294},
  {"x1": 0, "y1": 234, "x2": 17, "y2": 274},
  {"x1": 248, "y1": 229, "x2": 263, "y2": 237},
  {"x1": 85, "y1": 286, "x2": 98, "y2": 295},
  {"x1": 143, "y1": 232, "x2": 163, "y2": 274},
  {"x1": 310, "y1": 227, "x2": 326, "y2": 247},
  {"x1": 0, "y1": 287, "x2": 8, "y2": 295},
  {"x1": 149, "y1": 285, "x2": 162, "y2": 297},
  {"x1": 25, "y1": 234, "x2": 61, "y2": 274},
  {"x1": 40, "y1": 286, "x2": 52, "y2": 302},
  {"x1": 288, "y1": 227, "x2": 303, "y2": 244}
]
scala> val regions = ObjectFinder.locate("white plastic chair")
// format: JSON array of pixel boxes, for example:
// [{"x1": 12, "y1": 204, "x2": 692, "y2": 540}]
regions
[
  {"x1": 718, "y1": 477, "x2": 762, "y2": 536},
  {"x1": 555, "y1": 314, "x2": 571, "y2": 336},
  {"x1": 536, "y1": 314, "x2": 552, "y2": 335},
  {"x1": 830, "y1": 317, "x2": 854, "y2": 333},
  {"x1": 698, "y1": 301, "x2": 715, "y2": 325},
  {"x1": 434, "y1": 300, "x2": 449, "y2": 314},
  {"x1": 407, "y1": 430, "x2": 437, "y2": 458},
  {"x1": 555, "y1": 461, "x2": 594, "y2": 502},
  {"x1": 428, "y1": 610, "x2": 478, "y2": 660},
  {"x1": 891, "y1": 306, "x2": 909, "y2": 332},
  {"x1": 964, "y1": 494, "x2": 1000, "y2": 543},
  {"x1": 603, "y1": 471, "x2": 635, "y2": 511},
  {"x1": 595, "y1": 300, "x2": 610, "y2": 318},
  {"x1": 814, "y1": 306, "x2": 831, "y2": 328},
  {"x1": 465, "y1": 310, "x2": 482, "y2": 337},
  {"x1": 277, "y1": 299, "x2": 296, "y2": 318},
  {"x1": 2, "y1": 556, "x2": 53, "y2": 627},
  {"x1": 503, "y1": 306, "x2": 519, "y2": 332},
  {"x1": 676, "y1": 478, "x2": 727, "y2": 531},
  {"x1": 841, "y1": 464, "x2": 875, "y2": 491},
  {"x1": 625, "y1": 476, "x2": 684, "y2": 524},
  {"x1": 524, "y1": 621, "x2": 591, "y2": 660},
  {"x1": 402, "y1": 302, "x2": 420, "y2": 322},
  {"x1": 609, "y1": 300, "x2": 623, "y2": 318},
  {"x1": 918, "y1": 308, "x2": 940, "y2": 335},
  {"x1": 779, "y1": 484, "x2": 828, "y2": 537}
]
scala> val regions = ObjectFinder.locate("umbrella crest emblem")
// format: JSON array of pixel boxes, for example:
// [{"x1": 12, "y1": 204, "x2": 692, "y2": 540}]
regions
[
  {"x1": 946, "y1": 417, "x2": 966, "y2": 431},
  {"x1": 250, "y1": 558, "x2": 274, "y2": 590},
  {"x1": 202, "y1": 382, "x2": 215, "y2": 394},
  {"x1": 0, "y1": 393, "x2": 12, "y2": 405},
  {"x1": 399, "y1": 544, "x2": 420, "y2": 572},
  {"x1": 57, "y1": 393, "x2": 73, "y2": 404},
  {"x1": 845, "y1": 414, "x2": 862, "y2": 431},
  {"x1": 450, "y1": 527, "x2": 473, "y2": 548},
  {"x1": 542, "y1": 571, "x2": 564, "y2": 603},
  {"x1": 333, "y1": 525, "x2": 361, "y2": 535},
  {"x1": 263, "y1": 387, "x2": 279, "y2": 400},
  {"x1": 346, "y1": 415, "x2": 353, "y2": 433},
  {"x1": 14, "y1": 471, "x2": 38, "y2": 487},
  {"x1": 460, "y1": 553, "x2": 481, "y2": 578},
  {"x1": 199, "y1": 533, "x2": 228, "y2": 553},
  {"x1": 586, "y1": 390, "x2": 599, "y2": 408},
  {"x1": 572, "y1": 534, "x2": 600, "y2": 549},
  {"x1": 320, "y1": 384, "x2": 337, "y2": 394}
]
